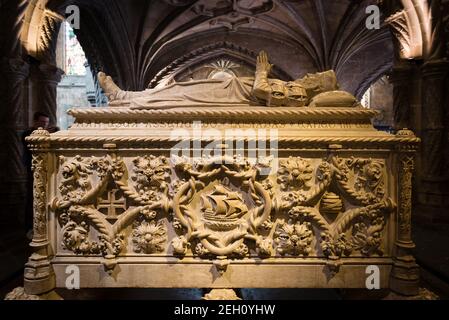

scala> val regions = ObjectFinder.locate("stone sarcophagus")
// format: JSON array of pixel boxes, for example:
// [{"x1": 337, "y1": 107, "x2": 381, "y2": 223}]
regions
[{"x1": 24, "y1": 106, "x2": 420, "y2": 296}]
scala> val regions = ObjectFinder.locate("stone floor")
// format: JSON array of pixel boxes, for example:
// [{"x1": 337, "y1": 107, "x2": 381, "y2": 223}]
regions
[{"x1": 1, "y1": 220, "x2": 448, "y2": 300}]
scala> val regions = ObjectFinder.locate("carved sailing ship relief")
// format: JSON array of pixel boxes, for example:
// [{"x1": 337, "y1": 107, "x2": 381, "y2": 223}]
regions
[{"x1": 200, "y1": 185, "x2": 249, "y2": 231}]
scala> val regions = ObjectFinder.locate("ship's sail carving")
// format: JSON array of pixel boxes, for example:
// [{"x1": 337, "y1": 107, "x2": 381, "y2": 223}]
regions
[{"x1": 201, "y1": 185, "x2": 248, "y2": 222}]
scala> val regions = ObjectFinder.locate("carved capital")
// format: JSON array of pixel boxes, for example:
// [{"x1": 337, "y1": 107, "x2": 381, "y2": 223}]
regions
[
  {"x1": 36, "y1": 63, "x2": 64, "y2": 84},
  {"x1": 390, "y1": 61, "x2": 415, "y2": 83},
  {"x1": 0, "y1": 58, "x2": 30, "y2": 127},
  {"x1": 421, "y1": 59, "x2": 449, "y2": 79},
  {"x1": 0, "y1": 57, "x2": 30, "y2": 81}
]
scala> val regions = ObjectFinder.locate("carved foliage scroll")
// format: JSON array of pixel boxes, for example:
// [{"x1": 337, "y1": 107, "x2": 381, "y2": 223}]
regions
[
  {"x1": 52, "y1": 153, "x2": 395, "y2": 274},
  {"x1": 53, "y1": 153, "x2": 171, "y2": 270}
]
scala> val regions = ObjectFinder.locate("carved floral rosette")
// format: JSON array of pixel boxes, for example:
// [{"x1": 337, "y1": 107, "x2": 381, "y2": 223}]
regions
[{"x1": 52, "y1": 151, "x2": 395, "y2": 274}]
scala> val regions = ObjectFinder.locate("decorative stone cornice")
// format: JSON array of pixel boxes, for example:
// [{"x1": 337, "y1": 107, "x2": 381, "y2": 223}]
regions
[
  {"x1": 25, "y1": 134, "x2": 421, "y2": 150},
  {"x1": 67, "y1": 107, "x2": 379, "y2": 123}
]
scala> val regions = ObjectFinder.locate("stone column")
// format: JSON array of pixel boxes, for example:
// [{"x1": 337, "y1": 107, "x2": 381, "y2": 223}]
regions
[
  {"x1": 389, "y1": 61, "x2": 415, "y2": 131},
  {"x1": 35, "y1": 64, "x2": 64, "y2": 126},
  {"x1": 390, "y1": 129, "x2": 420, "y2": 296},
  {"x1": 0, "y1": 58, "x2": 30, "y2": 224},
  {"x1": 24, "y1": 128, "x2": 55, "y2": 295},
  {"x1": 420, "y1": 59, "x2": 449, "y2": 181}
]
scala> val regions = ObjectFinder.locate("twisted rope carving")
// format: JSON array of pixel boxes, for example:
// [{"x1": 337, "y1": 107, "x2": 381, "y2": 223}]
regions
[
  {"x1": 173, "y1": 181, "x2": 195, "y2": 240},
  {"x1": 114, "y1": 179, "x2": 147, "y2": 204},
  {"x1": 112, "y1": 203, "x2": 161, "y2": 235},
  {"x1": 27, "y1": 136, "x2": 421, "y2": 145},
  {"x1": 71, "y1": 205, "x2": 112, "y2": 242},
  {"x1": 305, "y1": 207, "x2": 330, "y2": 232},
  {"x1": 334, "y1": 177, "x2": 371, "y2": 206},
  {"x1": 78, "y1": 177, "x2": 108, "y2": 205},
  {"x1": 68, "y1": 107, "x2": 378, "y2": 120},
  {"x1": 332, "y1": 201, "x2": 391, "y2": 235},
  {"x1": 302, "y1": 177, "x2": 332, "y2": 207}
]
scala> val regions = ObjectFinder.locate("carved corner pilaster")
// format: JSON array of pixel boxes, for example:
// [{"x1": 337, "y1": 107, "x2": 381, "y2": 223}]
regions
[
  {"x1": 24, "y1": 128, "x2": 55, "y2": 295},
  {"x1": 390, "y1": 129, "x2": 420, "y2": 296}
]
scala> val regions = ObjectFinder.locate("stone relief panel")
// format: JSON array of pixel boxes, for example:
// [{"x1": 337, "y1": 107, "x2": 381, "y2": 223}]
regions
[{"x1": 51, "y1": 153, "x2": 395, "y2": 273}]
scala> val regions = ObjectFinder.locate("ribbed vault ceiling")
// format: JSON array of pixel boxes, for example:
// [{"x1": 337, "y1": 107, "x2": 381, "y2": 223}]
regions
[{"x1": 45, "y1": 0, "x2": 394, "y2": 97}]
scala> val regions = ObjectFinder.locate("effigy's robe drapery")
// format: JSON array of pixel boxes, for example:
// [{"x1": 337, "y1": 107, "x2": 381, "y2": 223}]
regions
[
  {"x1": 132, "y1": 77, "x2": 256, "y2": 108},
  {"x1": 23, "y1": 104, "x2": 420, "y2": 298}
]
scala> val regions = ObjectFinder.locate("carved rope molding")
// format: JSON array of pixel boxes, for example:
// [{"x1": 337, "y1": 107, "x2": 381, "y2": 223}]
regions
[
  {"x1": 66, "y1": 107, "x2": 379, "y2": 121},
  {"x1": 27, "y1": 136, "x2": 421, "y2": 145}
]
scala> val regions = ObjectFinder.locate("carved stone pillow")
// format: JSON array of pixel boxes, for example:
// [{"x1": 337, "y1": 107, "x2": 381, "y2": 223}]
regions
[{"x1": 308, "y1": 90, "x2": 359, "y2": 107}]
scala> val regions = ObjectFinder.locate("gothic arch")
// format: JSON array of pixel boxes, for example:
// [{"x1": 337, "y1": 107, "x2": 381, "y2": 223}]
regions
[{"x1": 147, "y1": 41, "x2": 293, "y2": 89}]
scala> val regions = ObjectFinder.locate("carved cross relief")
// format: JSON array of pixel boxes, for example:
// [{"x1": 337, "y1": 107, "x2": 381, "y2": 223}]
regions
[{"x1": 97, "y1": 187, "x2": 126, "y2": 223}]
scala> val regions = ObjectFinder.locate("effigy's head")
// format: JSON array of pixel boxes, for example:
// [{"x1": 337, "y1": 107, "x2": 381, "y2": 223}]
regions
[
  {"x1": 268, "y1": 79, "x2": 307, "y2": 107},
  {"x1": 267, "y1": 79, "x2": 287, "y2": 106},
  {"x1": 296, "y1": 70, "x2": 339, "y2": 92},
  {"x1": 286, "y1": 82, "x2": 307, "y2": 107}
]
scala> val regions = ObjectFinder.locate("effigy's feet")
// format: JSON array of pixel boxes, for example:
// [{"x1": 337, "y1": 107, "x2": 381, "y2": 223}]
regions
[{"x1": 98, "y1": 72, "x2": 121, "y2": 101}]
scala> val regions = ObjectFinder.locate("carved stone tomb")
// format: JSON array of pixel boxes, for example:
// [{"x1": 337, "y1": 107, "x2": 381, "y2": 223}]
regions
[{"x1": 23, "y1": 106, "x2": 420, "y2": 297}]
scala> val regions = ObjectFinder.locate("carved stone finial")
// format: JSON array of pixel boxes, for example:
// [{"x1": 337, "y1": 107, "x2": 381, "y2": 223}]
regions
[
  {"x1": 213, "y1": 257, "x2": 230, "y2": 275},
  {"x1": 31, "y1": 127, "x2": 51, "y2": 137},
  {"x1": 396, "y1": 128, "x2": 415, "y2": 137},
  {"x1": 202, "y1": 289, "x2": 241, "y2": 300},
  {"x1": 27, "y1": 127, "x2": 51, "y2": 149},
  {"x1": 103, "y1": 255, "x2": 118, "y2": 274}
]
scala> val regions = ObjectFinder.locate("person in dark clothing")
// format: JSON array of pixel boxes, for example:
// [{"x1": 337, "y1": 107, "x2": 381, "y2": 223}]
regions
[{"x1": 22, "y1": 111, "x2": 59, "y2": 239}]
